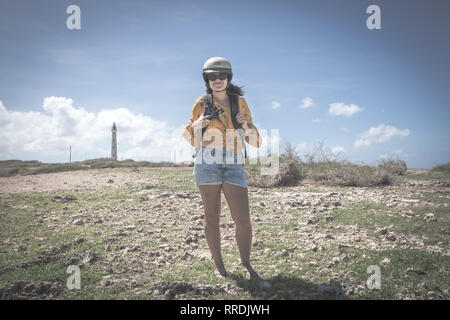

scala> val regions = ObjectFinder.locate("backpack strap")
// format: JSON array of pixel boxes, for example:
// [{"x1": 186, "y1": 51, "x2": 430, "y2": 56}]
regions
[
  {"x1": 229, "y1": 94, "x2": 241, "y2": 130},
  {"x1": 229, "y1": 95, "x2": 247, "y2": 158},
  {"x1": 202, "y1": 94, "x2": 214, "y2": 136}
]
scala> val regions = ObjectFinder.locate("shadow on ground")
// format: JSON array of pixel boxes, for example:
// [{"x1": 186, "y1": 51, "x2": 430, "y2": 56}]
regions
[{"x1": 229, "y1": 273, "x2": 349, "y2": 300}]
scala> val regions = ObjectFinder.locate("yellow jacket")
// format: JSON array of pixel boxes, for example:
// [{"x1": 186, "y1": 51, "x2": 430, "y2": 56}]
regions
[{"x1": 183, "y1": 96, "x2": 262, "y2": 154}]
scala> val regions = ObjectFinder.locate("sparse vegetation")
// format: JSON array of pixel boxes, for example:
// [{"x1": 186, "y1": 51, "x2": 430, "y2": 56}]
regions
[
  {"x1": 431, "y1": 162, "x2": 450, "y2": 174},
  {"x1": 0, "y1": 146, "x2": 448, "y2": 300},
  {"x1": 245, "y1": 141, "x2": 406, "y2": 188},
  {"x1": 0, "y1": 158, "x2": 189, "y2": 178}
]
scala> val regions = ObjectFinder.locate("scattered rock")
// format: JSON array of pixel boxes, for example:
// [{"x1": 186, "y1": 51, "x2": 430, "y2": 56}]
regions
[
  {"x1": 113, "y1": 231, "x2": 130, "y2": 237},
  {"x1": 0, "y1": 280, "x2": 62, "y2": 300},
  {"x1": 424, "y1": 213, "x2": 436, "y2": 222},
  {"x1": 52, "y1": 195, "x2": 77, "y2": 203},
  {"x1": 191, "y1": 214, "x2": 204, "y2": 221},
  {"x1": 72, "y1": 237, "x2": 85, "y2": 245},
  {"x1": 384, "y1": 233, "x2": 397, "y2": 242},
  {"x1": 220, "y1": 222, "x2": 234, "y2": 228},
  {"x1": 439, "y1": 226, "x2": 450, "y2": 235},
  {"x1": 81, "y1": 251, "x2": 98, "y2": 267},
  {"x1": 151, "y1": 281, "x2": 242, "y2": 299},
  {"x1": 185, "y1": 235, "x2": 198, "y2": 244},
  {"x1": 402, "y1": 210, "x2": 415, "y2": 218},
  {"x1": 326, "y1": 257, "x2": 341, "y2": 268},
  {"x1": 406, "y1": 268, "x2": 426, "y2": 275},
  {"x1": 175, "y1": 192, "x2": 193, "y2": 199},
  {"x1": 307, "y1": 217, "x2": 319, "y2": 225},
  {"x1": 381, "y1": 257, "x2": 391, "y2": 264},
  {"x1": 73, "y1": 219, "x2": 83, "y2": 226}
]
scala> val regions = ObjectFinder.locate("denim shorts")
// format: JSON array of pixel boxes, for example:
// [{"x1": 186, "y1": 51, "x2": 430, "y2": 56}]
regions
[{"x1": 193, "y1": 147, "x2": 247, "y2": 189}]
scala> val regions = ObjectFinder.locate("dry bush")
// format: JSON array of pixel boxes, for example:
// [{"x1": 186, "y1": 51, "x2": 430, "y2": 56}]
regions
[
  {"x1": 246, "y1": 140, "x2": 404, "y2": 188},
  {"x1": 377, "y1": 156, "x2": 407, "y2": 176},
  {"x1": 245, "y1": 143, "x2": 305, "y2": 188}
]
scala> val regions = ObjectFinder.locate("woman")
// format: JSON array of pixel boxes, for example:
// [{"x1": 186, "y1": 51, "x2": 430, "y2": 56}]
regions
[{"x1": 182, "y1": 57, "x2": 262, "y2": 279}]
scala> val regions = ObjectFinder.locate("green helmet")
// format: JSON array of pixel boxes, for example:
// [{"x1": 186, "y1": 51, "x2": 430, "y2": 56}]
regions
[{"x1": 202, "y1": 57, "x2": 233, "y2": 84}]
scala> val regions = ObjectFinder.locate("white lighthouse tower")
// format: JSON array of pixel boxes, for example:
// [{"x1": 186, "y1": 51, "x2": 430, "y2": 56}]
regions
[{"x1": 111, "y1": 122, "x2": 117, "y2": 161}]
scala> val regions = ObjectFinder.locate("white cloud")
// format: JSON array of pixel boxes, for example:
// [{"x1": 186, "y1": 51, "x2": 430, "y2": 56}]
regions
[
  {"x1": 312, "y1": 118, "x2": 321, "y2": 123},
  {"x1": 332, "y1": 146, "x2": 346, "y2": 154},
  {"x1": 341, "y1": 127, "x2": 349, "y2": 133},
  {"x1": 354, "y1": 124, "x2": 411, "y2": 148},
  {"x1": 0, "y1": 97, "x2": 193, "y2": 162},
  {"x1": 380, "y1": 149, "x2": 408, "y2": 159},
  {"x1": 328, "y1": 102, "x2": 364, "y2": 117},
  {"x1": 271, "y1": 101, "x2": 281, "y2": 109},
  {"x1": 299, "y1": 97, "x2": 314, "y2": 109}
]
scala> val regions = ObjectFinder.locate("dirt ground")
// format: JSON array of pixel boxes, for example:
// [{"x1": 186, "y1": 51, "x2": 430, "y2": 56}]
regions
[
  {"x1": 0, "y1": 167, "x2": 449, "y2": 300},
  {"x1": 0, "y1": 167, "x2": 186, "y2": 195}
]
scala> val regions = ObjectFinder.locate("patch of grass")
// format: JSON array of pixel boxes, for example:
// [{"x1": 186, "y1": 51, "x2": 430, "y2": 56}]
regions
[
  {"x1": 409, "y1": 189, "x2": 450, "y2": 205},
  {"x1": 329, "y1": 200, "x2": 449, "y2": 245},
  {"x1": 332, "y1": 247, "x2": 449, "y2": 299},
  {"x1": 431, "y1": 162, "x2": 450, "y2": 174},
  {"x1": 329, "y1": 200, "x2": 391, "y2": 232}
]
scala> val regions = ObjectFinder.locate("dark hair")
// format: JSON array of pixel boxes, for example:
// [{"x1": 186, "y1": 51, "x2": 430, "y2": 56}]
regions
[{"x1": 206, "y1": 82, "x2": 245, "y2": 96}]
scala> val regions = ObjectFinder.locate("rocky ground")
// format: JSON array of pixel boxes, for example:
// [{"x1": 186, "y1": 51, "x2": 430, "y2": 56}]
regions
[{"x1": 0, "y1": 167, "x2": 448, "y2": 300}]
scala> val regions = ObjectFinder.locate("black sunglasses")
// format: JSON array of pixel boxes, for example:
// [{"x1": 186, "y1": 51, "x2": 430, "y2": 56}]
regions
[{"x1": 207, "y1": 73, "x2": 228, "y2": 81}]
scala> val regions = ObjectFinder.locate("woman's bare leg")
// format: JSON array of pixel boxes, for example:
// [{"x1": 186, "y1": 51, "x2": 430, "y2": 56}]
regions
[
  {"x1": 221, "y1": 182, "x2": 260, "y2": 279},
  {"x1": 198, "y1": 184, "x2": 228, "y2": 277}
]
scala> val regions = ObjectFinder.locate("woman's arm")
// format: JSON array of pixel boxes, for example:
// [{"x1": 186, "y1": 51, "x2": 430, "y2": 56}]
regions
[{"x1": 182, "y1": 98, "x2": 205, "y2": 147}]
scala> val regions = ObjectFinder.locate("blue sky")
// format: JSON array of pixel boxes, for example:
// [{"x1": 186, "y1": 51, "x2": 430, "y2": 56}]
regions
[{"x1": 0, "y1": 0, "x2": 449, "y2": 168}]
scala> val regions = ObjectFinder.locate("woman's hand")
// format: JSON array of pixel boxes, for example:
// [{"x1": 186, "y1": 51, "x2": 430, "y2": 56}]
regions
[
  {"x1": 235, "y1": 113, "x2": 248, "y2": 129},
  {"x1": 192, "y1": 114, "x2": 212, "y2": 129}
]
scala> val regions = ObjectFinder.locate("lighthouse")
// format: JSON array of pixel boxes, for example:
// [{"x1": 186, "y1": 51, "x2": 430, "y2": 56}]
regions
[{"x1": 111, "y1": 122, "x2": 117, "y2": 161}]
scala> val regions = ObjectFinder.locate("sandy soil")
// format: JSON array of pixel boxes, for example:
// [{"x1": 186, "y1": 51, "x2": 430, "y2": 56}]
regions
[{"x1": 0, "y1": 167, "x2": 186, "y2": 194}]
